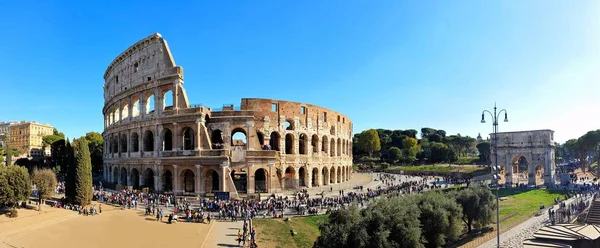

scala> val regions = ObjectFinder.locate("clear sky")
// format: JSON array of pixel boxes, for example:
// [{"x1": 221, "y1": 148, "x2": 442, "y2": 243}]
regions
[{"x1": 0, "y1": 1, "x2": 598, "y2": 143}]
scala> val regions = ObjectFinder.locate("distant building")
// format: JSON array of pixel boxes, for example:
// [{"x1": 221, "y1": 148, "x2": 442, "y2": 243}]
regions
[
  {"x1": 5, "y1": 121, "x2": 54, "y2": 157},
  {"x1": 476, "y1": 133, "x2": 483, "y2": 143},
  {"x1": 0, "y1": 121, "x2": 16, "y2": 147}
]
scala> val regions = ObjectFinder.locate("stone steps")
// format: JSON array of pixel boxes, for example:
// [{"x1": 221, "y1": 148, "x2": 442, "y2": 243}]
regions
[{"x1": 585, "y1": 200, "x2": 600, "y2": 225}]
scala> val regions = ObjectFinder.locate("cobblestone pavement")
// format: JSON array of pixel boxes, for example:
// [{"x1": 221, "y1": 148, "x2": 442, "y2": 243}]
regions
[{"x1": 478, "y1": 195, "x2": 593, "y2": 248}]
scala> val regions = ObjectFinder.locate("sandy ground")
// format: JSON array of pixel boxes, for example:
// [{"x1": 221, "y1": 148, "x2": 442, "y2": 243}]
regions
[{"x1": 0, "y1": 203, "x2": 214, "y2": 248}]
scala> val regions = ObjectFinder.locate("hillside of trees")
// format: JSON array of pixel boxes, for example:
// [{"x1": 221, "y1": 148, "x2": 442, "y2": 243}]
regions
[
  {"x1": 352, "y1": 128, "x2": 490, "y2": 166},
  {"x1": 555, "y1": 129, "x2": 600, "y2": 173}
]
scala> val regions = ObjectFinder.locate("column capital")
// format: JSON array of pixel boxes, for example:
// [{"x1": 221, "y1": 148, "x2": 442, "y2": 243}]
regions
[
  {"x1": 173, "y1": 164, "x2": 178, "y2": 169},
  {"x1": 195, "y1": 164, "x2": 201, "y2": 169}
]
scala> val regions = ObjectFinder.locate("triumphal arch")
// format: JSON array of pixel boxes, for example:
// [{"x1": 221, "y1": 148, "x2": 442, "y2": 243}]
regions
[{"x1": 491, "y1": 130, "x2": 556, "y2": 187}]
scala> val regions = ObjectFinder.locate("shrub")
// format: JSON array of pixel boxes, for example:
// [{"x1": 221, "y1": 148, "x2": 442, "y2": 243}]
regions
[{"x1": 7, "y1": 208, "x2": 18, "y2": 218}]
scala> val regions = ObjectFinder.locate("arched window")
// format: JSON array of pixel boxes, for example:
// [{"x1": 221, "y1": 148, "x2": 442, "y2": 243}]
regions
[
  {"x1": 163, "y1": 129, "x2": 173, "y2": 151},
  {"x1": 231, "y1": 128, "x2": 247, "y2": 146},
  {"x1": 182, "y1": 127, "x2": 194, "y2": 150},
  {"x1": 131, "y1": 132, "x2": 139, "y2": 152},
  {"x1": 145, "y1": 94, "x2": 155, "y2": 114},
  {"x1": 144, "y1": 130, "x2": 154, "y2": 152},
  {"x1": 285, "y1": 134, "x2": 294, "y2": 154},
  {"x1": 269, "y1": 132, "x2": 280, "y2": 151},
  {"x1": 163, "y1": 90, "x2": 173, "y2": 110},
  {"x1": 298, "y1": 134, "x2": 307, "y2": 154},
  {"x1": 211, "y1": 129, "x2": 224, "y2": 149},
  {"x1": 120, "y1": 134, "x2": 128, "y2": 153}
]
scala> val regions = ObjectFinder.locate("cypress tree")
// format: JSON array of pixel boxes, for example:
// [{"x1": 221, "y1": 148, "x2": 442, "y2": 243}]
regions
[
  {"x1": 73, "y1": 138, "x2": 92, "y2": 205},
  {"x1": 65, "y1": 139, "x2": 76, "y2": 202}
]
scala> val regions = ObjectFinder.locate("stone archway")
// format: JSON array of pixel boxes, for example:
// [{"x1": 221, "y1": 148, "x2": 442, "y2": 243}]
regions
[
  {"x1": 130, "y1": 168, "x2": 140, "y2": 189},
  {"x1": 312, "y1": 168, "x2": 319, "y2": 187},
  {"x1": 299, "y1": 167, "x2": 307, "y2": 187},
  {"x1": 120, "y1": 167, "x2": 128, "y2": 186},
  {"x1": 143, "y1": 168, "x2": 155, "y2": 191},
  {"x1": 322, "y1": 167, "x2": 329, "y2": 186},
  {"x1": 284, "y1": 166, "x2": 296, "y2": 189},
  {"x1": 492, "y1": 130, "x2": 556, "y2": 187},
  {"x1": 113, "y1": 167, "x2": 118, "y2": 184},
  {"x1": 181, "y1": 169, "x2": 195, "y2": 193},
  {"x1": 163, "y1": 170, "x2": 173, "y2": 192},
  {"x1": 205, "y1": 169, "x2": 220, "y2": 193},
  {"x1": 255, "y1": 168, "x2": 268, "y2": 193}
]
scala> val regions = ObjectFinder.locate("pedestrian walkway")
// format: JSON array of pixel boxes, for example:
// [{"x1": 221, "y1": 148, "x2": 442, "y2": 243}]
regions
[
  {"x1": 203, "y1": 220, "x2": 250, "y2": 247},
  {"x1": 477, "y1": 195, "x2": 594, "y2": 248}
]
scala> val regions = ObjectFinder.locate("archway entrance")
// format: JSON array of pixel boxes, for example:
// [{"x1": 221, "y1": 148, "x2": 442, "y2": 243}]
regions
[
  {"x1": 284, "y1": 167, "x2": 295, "y2": 189},
  {"x1": 163, "y1": 170, "x2": 173, "y2": 192},
  {"x1": 231, "y1": 170, "x2": 247, "y2": 193},
  {"x1": 517, "y1": 156, "x2": 529, "y2": 184},
  {"x1": 312, "y1": 168, "x2": 319, "y2": 187},
  {"x1": 130, "y1": 168, "x2": 140, "y2": 189},
  {"x1": 183, "y1": 169, "x2": 195, "y2": 193},
  {"x1": 206, "y1": 170, "x2": 219, "y2": 193},
  {"x1": 163, "y1": 129, "x2": 173, "y2": 151},
  {"x1": 299, "y1": 167, "x2": 306, "y2": 187},
  {"x1": 143, "y1": 168, "x2": 155, "y2": 192},
  {"x1": 330, "y1": 167, "x2": 335, "y2": 184},
  {"x1": 322, "y1": 167, "x2": 329, "y2": 186},
  {"x1": 113, "y1": 168, "x2": 118, "y2": 184},
  {"x1": 120, "y1": 167, "x2": 127, "y2": 186},
  {"x1": 337, "y1": 167, "x2": 341, "y2": 183},
  {"x1": 255, "y1": 168, "x2": 268, "y2": 193}
]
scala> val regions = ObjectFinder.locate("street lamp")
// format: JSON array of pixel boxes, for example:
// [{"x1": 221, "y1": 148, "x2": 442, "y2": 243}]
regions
[{"x1": 481, "y1": 103, "x2": 508, "y2": 248}]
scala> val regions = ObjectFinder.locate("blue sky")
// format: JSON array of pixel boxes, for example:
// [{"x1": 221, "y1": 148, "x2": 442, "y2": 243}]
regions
[{"x1": 0, "y1": 1, "x2": 598, "y2": 143}]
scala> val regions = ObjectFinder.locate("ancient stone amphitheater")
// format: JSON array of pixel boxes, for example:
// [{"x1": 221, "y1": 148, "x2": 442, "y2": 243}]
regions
[{"x1": 102, "y1": 33, "x2": 353, "y2": 197}]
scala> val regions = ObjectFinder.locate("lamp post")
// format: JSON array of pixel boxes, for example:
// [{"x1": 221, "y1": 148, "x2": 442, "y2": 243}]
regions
[{"x1": 481, "y1": 103, "x2": 508, "y2": 248}]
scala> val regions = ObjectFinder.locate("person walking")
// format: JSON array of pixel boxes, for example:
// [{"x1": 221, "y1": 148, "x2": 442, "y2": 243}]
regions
[{"x1": 237, "y1": 229, "x2": 242, "y2": 246}]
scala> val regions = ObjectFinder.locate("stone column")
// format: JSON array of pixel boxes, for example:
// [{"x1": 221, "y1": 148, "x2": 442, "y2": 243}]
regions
[
  {"x1": 140, "y1": 92, "x2": 146, "y2": 117},
  {"x1": 173, "y1": 123, "x2": 180, "y2": 150},
  {"x1": 306, "y1": 168, "x2": 312, "y2": 188},
  {"x1": 247, "y1": 164, "x2": 255, "y2": 194},
  {"x1": 293, "y1": 167, "x2": 300, "y2": 189},
  {"x1": 139, "y1": 173, "x2": 144, "y2": 189},
  {"x1": 173, "y1": 165, "x2": 179, "y2": 194},
  {"x1": 220, "y1": 165, "x2": 227, "y2": 192},
  {"x1": 195, "y1": 118, "x2": 203, "y2": 150},
  {"x1": 138, "y1": 127, "x2": 143, "y2": 154},
  {"x1": 127, "y1": 129, "x2": 131, "y2": 157},
  {"x1": 155, "y1": 124, "x2": 162, "y2": 155},
  {"x1": 155, "y1": 88, "x2": 163, "y2": 114},
  {"x1": 195, "y1": 165, "x2": 202, "y2": 195},
  {"x1": 125, "y1": 167, "x2": 130, "y2": 186},
  {"x1": 128, "y1": 97, "x2": 133, "y2": 121},
  {"x1": 154, "y1": 165, "x2": 162, "y2": 192}
]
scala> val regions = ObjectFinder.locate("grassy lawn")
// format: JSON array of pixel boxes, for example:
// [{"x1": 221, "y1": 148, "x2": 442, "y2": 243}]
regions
[
  {"x1": 253, "y1": 215, "x2": 328, "y2": 248},
  {"x1": 496, "y1": 188, "x2": 567, "y2": 228}
]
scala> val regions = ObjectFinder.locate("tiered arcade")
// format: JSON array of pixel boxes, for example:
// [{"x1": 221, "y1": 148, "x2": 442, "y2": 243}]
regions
[{"x1": 102, "y1": 33, "x2": 353, "y2": 196}]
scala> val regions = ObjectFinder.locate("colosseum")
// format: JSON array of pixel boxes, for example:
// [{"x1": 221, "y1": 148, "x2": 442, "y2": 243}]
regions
[{"x1": 102, "y1": 33, "x2": 353, "y2": 197}]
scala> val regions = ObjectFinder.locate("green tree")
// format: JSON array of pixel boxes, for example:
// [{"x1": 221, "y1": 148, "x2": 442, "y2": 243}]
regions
[
  {"x1": 53, "y1": 128, "x2": 65, "y2": 138},
  {"x1": 420, "y1": 127, "x2": 437, "y2": 140},
  {"x1": 417, "y1": 192, "x2": 463, "y2": 247},
  {"x1": 357, "y1": 129, "x2": 381, "y2": 157},
  {"x1": 454, "y1": 184, "x2": 495, "y2": 233},
  {"x1": 402, "y1": 137, "x2": 419, "y2": 163},
  {"x1": 84, "y1": 132, "x2": 104, "y2": 174},
  {"x1": 476, "y1": 142, "x2": 491, "y2": 164},
  {"x1": 315, "y1": 197, "x2": 423, "y2": 248},
  {"x1": 0, "y1": 165, "x2": 32, "y2": 208},
  {"x1": 65, "y1": 139, "x2": 76, "y2": 202},
  {"x1": 31, "y1": 168, "x2": 58, "y2": 211},
  {"x1": 386, "y1": 147, "x2": 402, "y2": 163},
  {"x1": 73, "y1": 138, "x2": 92, "y2": 206}
]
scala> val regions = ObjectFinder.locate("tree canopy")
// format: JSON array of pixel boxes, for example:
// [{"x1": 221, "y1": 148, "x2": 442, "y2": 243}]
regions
[
  {"x1": 31, "y1": 168, "x2": 58, "y2": 211},
  {"x1": 0, "y1": 165, "x2": 32, "y2": 208},
  {"x1": 354, "y1": 128, "x2": 479, "y2": 165},
  {"x1": 73, "y1": 138, "x2": 93, "y2": 205}
]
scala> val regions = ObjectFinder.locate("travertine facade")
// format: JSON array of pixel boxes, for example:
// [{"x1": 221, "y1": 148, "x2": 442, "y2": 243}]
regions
[
  {"x1": 102, "y1": 33, "x2": 353, "y2": 196},
  {"x1": 4, "y1": 121, "x2": 54, "y2": 157},
  {"x1": 491, "y1": 130, "x2": 556, "y2": 186}
]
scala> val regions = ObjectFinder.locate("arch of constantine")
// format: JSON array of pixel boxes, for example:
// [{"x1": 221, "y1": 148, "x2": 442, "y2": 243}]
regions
[
  {"x1": 101, "y1": 33, "x2": 353, "y2": 197},
  {"x1": 491, "y1": 130, "x2": 556, "y2": 187}
]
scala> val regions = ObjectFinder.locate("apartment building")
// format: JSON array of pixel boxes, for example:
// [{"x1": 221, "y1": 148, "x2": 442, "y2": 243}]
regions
[{"x1": 5, "y1": 121, "x2": 54, "y2": 156}]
